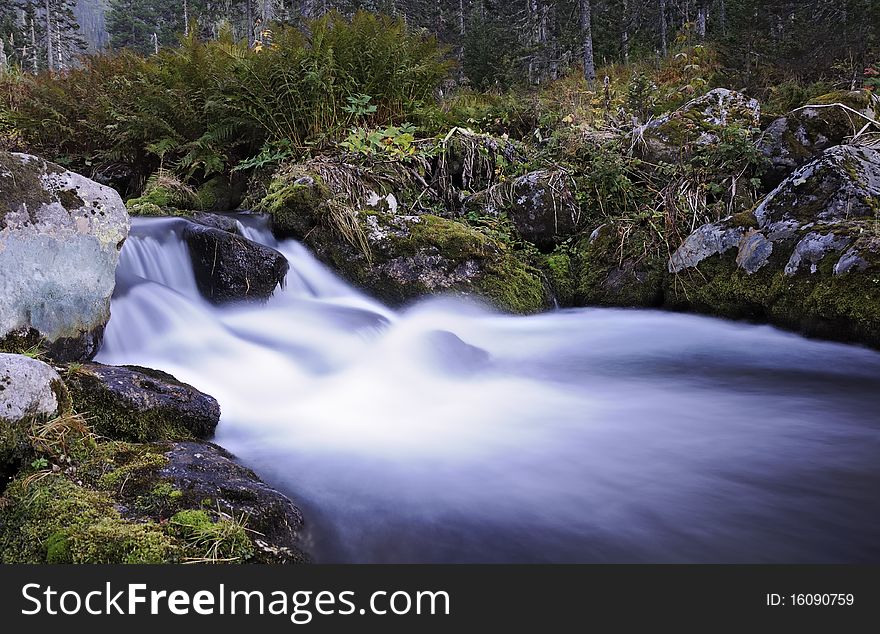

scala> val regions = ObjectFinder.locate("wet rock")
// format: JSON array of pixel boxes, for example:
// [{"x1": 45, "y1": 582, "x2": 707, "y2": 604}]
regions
[
  {"x1": 182, "y1": 221, "x2": 288, "y2": 304},
  {"x1": 0, "y1": 152, "x2": 130, "y2": 360},
  {"x1": 668, "y1": 222, "x2": 745, "y2": 273},
  {"x1": 158, "y1": 442, "x2": 307, "y2": 563},
  {"x1": 191, "y1": 211, "x2": 243, "y2": 234},
  {"x1": 65, "y1": 363, "x2": 219, "y2": 442},
  {"x1": 735, "y1": 231, "x2": 774, "y2": 274},
  {"x1": 306, "y1": 210, "x2": 549, "y2": 314}
]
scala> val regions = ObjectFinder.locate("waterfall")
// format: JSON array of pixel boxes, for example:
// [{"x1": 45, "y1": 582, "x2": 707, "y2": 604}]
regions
[{"x1": 97, "y1": 215, "x2": 880, "y2": 563}]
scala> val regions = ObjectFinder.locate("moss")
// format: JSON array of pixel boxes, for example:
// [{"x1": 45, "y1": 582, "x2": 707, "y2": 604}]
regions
[
  {"x1": 0, "y1": 151, "x2": 52, "y2": 226},
  {"x1": 65, "y1": 366, "x2": 201, "y2": 442},
  {"x1": 729, "y1": 209, "x2": 760, "y2": 229},
  {"x1": 82, "y1": 441, "x2": 170, "y2": 493},
  {"x1": 258, "y1": 173, "x2": 330, "y2": 238},
  {"x1": 57, "y1": 188, "x2": 85, "y2": 211},
  {"x1": 572, "y1": 223, "x2": 666, "y2": 307},
  {"x1": 126, "y1": 200, "x2": 169, "y2": 217},
  {"x1": 540, "y1": 249, "x2": 575, "y2": 306},
  {"x1": 477, "y1": 255, "x2": 548, "y2": 314},
  {"x1": 665, "y1": 238, "x2": 880, "y2": 347},
  {"x1": 169, "y1": 509, "x2": 255, "y2": 562},
  {"x1": 48, "y1": 519, "x2": 177, "y2": 564},
  {"x1": 0, "y1": 474, "x2": 175, "y2": 563}
]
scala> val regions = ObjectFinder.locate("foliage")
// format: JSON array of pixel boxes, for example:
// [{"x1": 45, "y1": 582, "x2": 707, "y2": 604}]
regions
[
  {"x1": 0, "y1": 11, "x2": 451, "y2": 193},
  {"x1": 339, "y1": 123, "x2": 420, "y2": 159}
]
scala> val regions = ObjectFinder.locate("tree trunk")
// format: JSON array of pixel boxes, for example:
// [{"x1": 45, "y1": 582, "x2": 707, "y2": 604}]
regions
[
  {"x1": 263, "y1": 0, "x2": 274, "y2": 23},
  {"x1": 246, "y1": 0, "x2": 253, "y2": 46},
  {"x1": 580, "y1": 0, "x2": 595, "y2": 85},
  {"x1": 184, "y1": 0, "x2": 189, "y2": 36},
  {"x1": 30, "y1": 14, "x2": 38, "y2": 73},
  {"x1": 659, "y1": 0, "x2": 667, "y2": 57},
  {"x1": 697, "y1": 0, "x2": 707, "y2": 38},
  {"x1": 621, "y1": 0, "x2": 629, "y2": 62},
  {"x1": 719, "y1": 0, "x2": 726, "y2": 34},
  {"x1": 45, "y1": 0, "x2": 54, "y2": 72}
]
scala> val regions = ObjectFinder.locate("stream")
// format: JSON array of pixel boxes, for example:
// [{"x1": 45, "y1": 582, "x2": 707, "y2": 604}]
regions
[{"x1": 96, "y1": 216, "x2": 880, "y2": 563}]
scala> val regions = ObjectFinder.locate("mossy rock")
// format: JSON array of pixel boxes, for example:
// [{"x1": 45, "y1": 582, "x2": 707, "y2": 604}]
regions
[
  {"x1": 571, "y1": 223, "x2": 666, "y2": 308},
  {"x1": 64, "y1": 363, "x2": 220, "y2": 442},
  {"x1": 0, "y1": 474, "x2": 177, "y2": 563},
  {"x1": 306, "y1": 210, "x2": 550, "y2": 314}
]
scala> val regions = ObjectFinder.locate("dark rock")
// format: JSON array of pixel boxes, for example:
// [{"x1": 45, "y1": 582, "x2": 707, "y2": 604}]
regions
[
  {"x1": 466, "y1": 170, "x2": 580, "y2": 249},
  {"x1": 65, "y1": 363, "x2": 220, "y2": 442},
  {"x1": 758, "y1": 90, "x2": 879, "y2": 186},
  {"x1": 191, "y1": 211, "x2": 243, "y2": 234},
  {"x1": 158, "y1": 441, "x2": 308, "y2": 563},
  {"x1": 755, "y1": 145, "x2": 880, "y2": 227},
  {"x1": 182, "y1": 221, "x2": 289, "y2": 304}
]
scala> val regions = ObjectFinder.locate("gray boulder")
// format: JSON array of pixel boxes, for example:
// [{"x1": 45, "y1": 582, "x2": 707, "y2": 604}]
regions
[
  {"x1": 0, "y1": 353, "x2": 69, "y2": 482},
  {"x1": 636, "y1": 88, "x2": 760, "y2": 162},
  {"x1": 0, "y1": 152, "x2": 130, "y2": 360},
  {"x1": 182, "y1": 221, "x2": 289, "y2": 304},
  {"x1": 65, "y1": 363, "x2": 220, "y2": 442},
  {"x1": 758, "y1": 90, "x2": 880, "y2": 186},
  {"x1": 667, "y1": 143, "x2": 880, "y2": 347}
]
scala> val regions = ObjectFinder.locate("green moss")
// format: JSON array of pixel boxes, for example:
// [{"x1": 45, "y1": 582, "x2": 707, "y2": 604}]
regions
[
  {"x1": 729, "y1": 209, "x2": 760, "y2": 229},
  {"x1": 0, "y1": 152, "x2": 51, "y2": 226},
  {"x1": 84, "y1": 441, "x2": 170, "y2": 492},
  {"x1": 126, "y1": 200, "x2": 170, "y2": 217},
  {"x1": 540, "y1": 249, "x2": 575, "y2": 306},
  {"x1": 572, "y1": 223, "x2": 666, "y2": 307},
  {"x1": 258, "y1": 173, "x2": 330, "y2": 238},
  {"x1": 0, "y1": 474, "x2": 174, "y2": 563},
  {"x1": 65, "y1": 367, "x2": 200, "y2": 442},
  {"x1": 57, "y1": 188, "x2": 85, "y2": 211},
  {"x1": 665, "y1": 238, "x2": 880, "y2": 346},
  {"x1": 169, "y1": 509, "x2": 255, "y2": 562},
  {"x1": 478, "y1": 255, "x2": 548, "y2": 314}
]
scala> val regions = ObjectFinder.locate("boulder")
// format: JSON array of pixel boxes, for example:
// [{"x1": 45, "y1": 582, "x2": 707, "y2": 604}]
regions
[
  {"x1": 572, "y1": 222, "x2": 666, "y2": 308},
  {"x1": 182, "y1": 221, "x2": 289, "y2": 304},
  {"x1": 64, "y1": 363, "x2": 220, "y2": 442},
  {"x1": 758, "y1": 90, "x2": 879, "y2": 186},
  {"x1": 666, "y1": 144, "x2": 880, "y2": 347},
  {"x1": 0, "y1": 353, "x2": 69, "y2": 482},
  {"x1": 0, "y1": 152, "x2": 130, "y2": 360},
  {"x1": 0, "y1": 439, "x2": 308, "y2": 563},
  {"x1": 636, "y1": 88, "x2": 761, "y2": 162},
  {"x1": 754, "y1": 144, "x2": 880, "y2": 227},
  {"x1": 306, "y1": 210, "x2": 550, "y2": 314},
  {"x1": 465, "y1": 170, "x2": 580, "y2": 249}
]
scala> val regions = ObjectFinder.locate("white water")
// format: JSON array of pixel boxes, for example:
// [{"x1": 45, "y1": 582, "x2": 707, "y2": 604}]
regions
[{"x1": 98, "y1": 216, "x2": 880, "y2": 563}]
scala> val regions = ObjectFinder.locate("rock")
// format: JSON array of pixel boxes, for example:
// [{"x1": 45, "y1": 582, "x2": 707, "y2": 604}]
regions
[
  {"x1": 0, "y1": 439, "x2": 308, "y2": 563},
  {"x1": 195, "y1": 174, "x2": 246, "y2": 212},
  {"x1": 572, "y1": 222, "x2": 666, "y2": 308},
  {"x1": 754, "y1": 145, "x2": 880, "y2": 227},
  {"x1": 190, "y1": 211, "x2": 243, "y2": 234},
  {"x1": 182, "y1": 221, "x2": 289, "y2": 304},
  {"x1": 636, "y1": 88, "x2": 760, "y2": 162},
  {"x1": 0, "y1": 152, "x2": 130, "y2": 360},
  {"x1": 466, "y1": 170, "x2": 580, "y2": 249},
  {"x1": 0, "y1": 353, "x2": 69, "y2": 482},
  {"x1": 758, "y1": 90, "x2": 879, "y2": 186},
  {"x1": 157, "y1": 442, "x2": 307, "y2": 563},
  {"x1": 667, "y1": 144, "x2": 880, "y2": 347},
  {"x1": 307, "y1": 210, "x2": 550, "y2": 314},
  {"x1": 784, "y1": 231, "x2": 851, "y2": 276},
  {"x1": 668, "y1": 222, "x2": 746, "y2": 273},
  {"x1": 64, "y1": 363, "x2": 219, "y2": 442}
]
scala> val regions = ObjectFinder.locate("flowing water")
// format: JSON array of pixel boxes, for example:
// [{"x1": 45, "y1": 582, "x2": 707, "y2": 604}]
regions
[{"x1": 97, "y1": 216, "x2": 880, "y2": 563}]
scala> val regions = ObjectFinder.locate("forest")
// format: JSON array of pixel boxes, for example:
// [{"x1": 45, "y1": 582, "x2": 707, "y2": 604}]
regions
[{"x1": 1, "y1": 1, "x2": 880, "y2": 566}]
